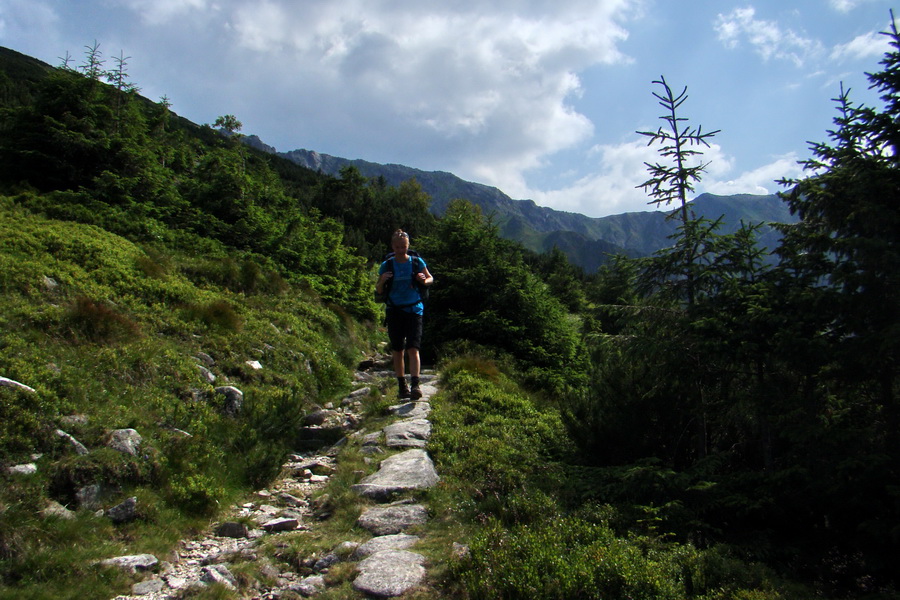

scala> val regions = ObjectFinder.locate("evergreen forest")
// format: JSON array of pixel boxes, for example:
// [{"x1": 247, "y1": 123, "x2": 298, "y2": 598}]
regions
[{"x1": 0, "y1": 14, "x2": 899, "y2": 599}]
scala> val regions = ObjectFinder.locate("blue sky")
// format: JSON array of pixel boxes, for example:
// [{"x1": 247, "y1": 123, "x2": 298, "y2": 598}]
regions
[{"x1": 0, "y1": 0, "x2": 893, "y2": 217}]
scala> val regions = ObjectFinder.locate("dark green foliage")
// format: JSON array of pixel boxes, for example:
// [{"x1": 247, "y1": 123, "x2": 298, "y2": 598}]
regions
[
  {"x1": 419, "y1": 199, "x2": 588, "y2": 393},
  {"x1": 436, "y1": 361, "x2": 802, "y2": 600},
  {"x1": 429, "y1": 359, "x2": 572, "y2": 524},
  {"x1": 0, "y1": 55, "x2": 376, "y2": 319},
  {"x1": 0, "y1": 386, "x2": 59, "y2": 462},
  {"x1": 308, "y1": 166, "x2": 437, "y2": 261},
  {"x1": 564, "y1": 18, "x2": 900, "y2": 595}
]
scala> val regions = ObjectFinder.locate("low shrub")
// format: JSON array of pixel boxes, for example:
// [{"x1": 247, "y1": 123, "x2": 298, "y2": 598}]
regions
[
  {"x1": 182, "y1": 299, "x2": 243, "y2": 332},
  {"x1": 457, "y1": 517, "x2": 795, "y2": 600},
  {"x1": 0, "y1": 386, "x2": 58, "y2": 462},
  {"x1": 64, "y1": 296, "x2": 142, "y2": 344}
]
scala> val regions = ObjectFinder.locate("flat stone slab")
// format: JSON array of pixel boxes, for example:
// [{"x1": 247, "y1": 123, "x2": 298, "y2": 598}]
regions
[
  {"x1": 262, "y1": 517, "x2": 300, "y2": 532},
  {"x1": 99, "y1": 554, "x2": 158, "y2": 574},
  {"x1": 387, "y1": 401, "x2": 431, "y2": 419},
  {"x1": 384, "y1": 419, "x2": 432, "y2": 449},
  {"x1": 353, "y1": 550, "x2": 426, "y2": 598},
  {"x1": 418, "y1": 382, "x2": 438, "y2": 397},
  {"x1": 351, "y1": 449, "x2": 439, "y2": 501},
  {"x1": 355, "y1": 534, "x2": 421, "y2": 558},
  {"x1": 357, "y1": 504, "x2": 429, "y2": 536}
]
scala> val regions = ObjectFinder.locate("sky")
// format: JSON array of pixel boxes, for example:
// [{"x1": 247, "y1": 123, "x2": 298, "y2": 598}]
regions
[{"x1": 0, "y1": 0, "x2": 894, "y2": 218}]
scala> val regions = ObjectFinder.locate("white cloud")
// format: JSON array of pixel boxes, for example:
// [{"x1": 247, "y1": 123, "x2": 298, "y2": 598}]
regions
[
  {"x1": 0, "y1": 0, "x2": 59, "y2": 48},
  {"x1": 519, "y1": 142, "x2": 803, "y2": 219},
  {"x1": 829, "y1": 0, "x2": 857, "y2": 12},
  {"x1": 703, "y1": 153, "x2": 803, "y2": 196},
  {"x1": 119, "y1": 0, "x2": 210, "y2": 25},
  {"x1": 714, "y1": 7, "x2": 824, "y2": 67},
  {"x1": 206, "y1": 0, "x2": 642, "y2": 186},
  {"x1": 827, "y1": 0, "x2": 883, "y2": 13},
  {"x1": 831, "y1": 30, "x2": 891, "y2": 61}
]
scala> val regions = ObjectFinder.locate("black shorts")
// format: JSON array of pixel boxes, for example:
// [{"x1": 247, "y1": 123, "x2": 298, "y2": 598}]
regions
[{"x1": 386, "y1": 308, "x2": 423, "y2": 351}]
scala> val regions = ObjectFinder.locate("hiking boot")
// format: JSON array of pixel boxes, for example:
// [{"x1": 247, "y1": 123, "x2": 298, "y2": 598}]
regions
[
  {"x1": 398, "y1": 377, "x2": 411, "y2": 399},
  {"x1": 410, "y1": 378, "x2": 422, "y2": 400}
]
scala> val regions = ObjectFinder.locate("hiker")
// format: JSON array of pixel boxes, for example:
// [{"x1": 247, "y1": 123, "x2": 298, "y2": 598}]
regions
[{"x1": 376, "y1": 229, "x2": 433, "y2": 399}]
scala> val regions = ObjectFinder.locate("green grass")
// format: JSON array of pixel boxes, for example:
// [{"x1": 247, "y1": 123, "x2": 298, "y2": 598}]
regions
[
  {"x1": 0, "y1": 202, "x2": 376, "y2": 598},
  {"x1": 421, "y1": 356, "x2": 809, "y2": 600}
]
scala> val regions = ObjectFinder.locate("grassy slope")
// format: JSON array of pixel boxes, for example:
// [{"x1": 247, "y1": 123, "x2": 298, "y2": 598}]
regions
[{"x1": 0, "y1": 197, "x2": 375, "y2": 599}]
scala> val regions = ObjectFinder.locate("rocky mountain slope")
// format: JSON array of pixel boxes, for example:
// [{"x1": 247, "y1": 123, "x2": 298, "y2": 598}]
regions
[{"x1": 252, "y1": 141, "x2": 797, "y2": 272}]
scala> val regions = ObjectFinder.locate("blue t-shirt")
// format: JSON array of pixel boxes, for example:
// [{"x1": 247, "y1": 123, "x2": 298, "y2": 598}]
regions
[{"x1": 379, "y1": 256, "x2": 426, "y2": 315}]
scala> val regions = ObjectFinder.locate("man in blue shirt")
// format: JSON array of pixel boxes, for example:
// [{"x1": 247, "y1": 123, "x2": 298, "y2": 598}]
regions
[{"x1": 376, "y1": 230, "x2": 433, "y2": 399}]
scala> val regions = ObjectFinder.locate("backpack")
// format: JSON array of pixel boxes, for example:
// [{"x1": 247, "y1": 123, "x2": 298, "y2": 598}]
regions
[{"x1": 374, "y1": 250, "x2": 430, "y2": 305}]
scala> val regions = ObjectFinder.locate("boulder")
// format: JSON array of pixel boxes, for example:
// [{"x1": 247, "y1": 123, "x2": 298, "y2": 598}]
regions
[
  {"x1": 7, "y1": 463, "x2": 37, "y2": 475},
  {"x1": 99, "y1": 554, "x2": 158, "y2": 574},
  {"x1": 214, "y1": 386, "x2": 243, "y2": 416},
  {"x1": 107, "y1": 496, "x2": 138, "y2": 524},
  {"x1": 351, "y1": 449, "x2": 439, "y2": 501},
  {"x1": 107, "y1": 428, "x2": 142, "y2": 456},
  {"x1": 214, "y1": 522, "x2": 249, "y2": 538},
  {"x1": 355, "y1": 534, "x2": 420, "y2": 558},
  {"x1": 357, "y1": 503, "x2": 428, "y2": 536},
  {"x1": 383, "y1": 419, "x2": 431, "y2": 449},
  {"x1": 352, "y1": 550, "x2": 426, "y2": 598},
  {"x1": 56, "y1": 429, "x2": 89, "y2": 455},
  {"x1": 0, "y1": 376, "x2": 35, "y2": 393}
]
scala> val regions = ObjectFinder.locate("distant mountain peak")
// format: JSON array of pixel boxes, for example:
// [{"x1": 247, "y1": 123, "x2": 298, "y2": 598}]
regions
[{"x1": 258, "y1": 143, "x2": 795, "y2": 272}]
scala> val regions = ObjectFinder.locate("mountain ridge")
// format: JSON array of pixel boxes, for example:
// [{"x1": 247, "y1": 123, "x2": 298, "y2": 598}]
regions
[{"x1": 251, "y1": 141, "x2": 797, "y2": 272}]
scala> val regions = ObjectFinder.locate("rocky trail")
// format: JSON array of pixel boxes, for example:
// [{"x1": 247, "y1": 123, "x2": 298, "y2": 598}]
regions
[{"x1": 105, "y1": 360, "x2": 446, "y2": 599}]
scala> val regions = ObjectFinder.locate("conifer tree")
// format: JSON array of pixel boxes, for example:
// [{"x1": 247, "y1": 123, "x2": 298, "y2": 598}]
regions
[
  {"x1": 637, "y1": 76, "x2": 720, "y2": 306},
  {"x1": 776, "y1": 11, "x2": 900, "y2": 439}
]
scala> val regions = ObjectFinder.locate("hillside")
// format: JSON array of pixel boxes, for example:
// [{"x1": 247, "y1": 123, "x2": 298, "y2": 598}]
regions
[{"x1": 272, "y1": 146, "x2": 796, "y2": 271}]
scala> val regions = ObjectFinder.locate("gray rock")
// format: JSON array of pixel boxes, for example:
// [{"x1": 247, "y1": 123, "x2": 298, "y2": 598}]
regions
[
  {"x1": 387, "y1": 402, "x2": 431, "y2": 419},
  {"x1": 279, "y1": 492, "x2": 306, "y2": 507},
  {"x1": 195, "y1": 352, "x2": 215, "y2": 366},
  {"x1": 197, "y1": 364, "x2": 216, "y2": 384},
  {"x1": 304, "y1": 409, "x2": 339, "y2": 427},
  {"x1": 201, "y1": 564, "x2": 236, "y2": 589},
  {"x1": 0, "y1": 376, "x2": 35, "y2": 393},
  {"x1": 362, "y1": 431, "x2": 383, "y2": 446},
  {"x1": 77, "y1": 484, "x2": 104, "y2": 510},
  {"x1": 56, "y1": 429, "x2": 89, "y2": 455},
  {"x1": 291, "y1": 575, "x2": 326, "y2": 596},
  {"x1": 99, "y1": 553, "x2": 158, "y2": 573},
  {"x1": 262, "y1": 517, "x2": 300, "y2": 532},
  {"x1": 313, "y1": 552, "x2": 340, "y2": 571},
  {"x1": 214, "y1": 386, "x2": 243, "y2": 416},
  {"x1": 355, "y1": 534, "x2": 420, "y2": 558},
  {"x1": 351, "y1": 449, "x2": 439, "y2": 501},
  {"x1": 7, "y1": 463, "x2": 36, "y2": 475},
  {"x1": 41, "y1": 500, "x2": 76, "y2": 520},
  {"x1": 357, "y1": 504, "x2": 429, "y2": 536},
  {"x1": 383, "y1": 419, "x2": 432, "y2": 449},
  {"x1": 108, "y1": 428, "x2": 142, "y2": 456},
  {"x1": 107, "y1": 496, "x2": 138, "y2": 524},
  {"x1": 215, "y1": 521, "x2": 249, "y2": 538},
  {"x1": 352, "y1": 550, "x2": 426, "y2": 598},
  {"x1": 349, "y1": 386, "x2": 371, "y2": 398},
  {"x1": 132, "y1": 578, "x2": 164, "y2": 595},
  {"x1": 335, "y1": 541, "x2": 361, "y2": 556}
]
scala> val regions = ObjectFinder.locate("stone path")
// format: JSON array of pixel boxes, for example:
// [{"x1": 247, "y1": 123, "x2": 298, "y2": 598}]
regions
[{"x1": 108, "y1": 364, "x2": 442, "y2": 599}]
